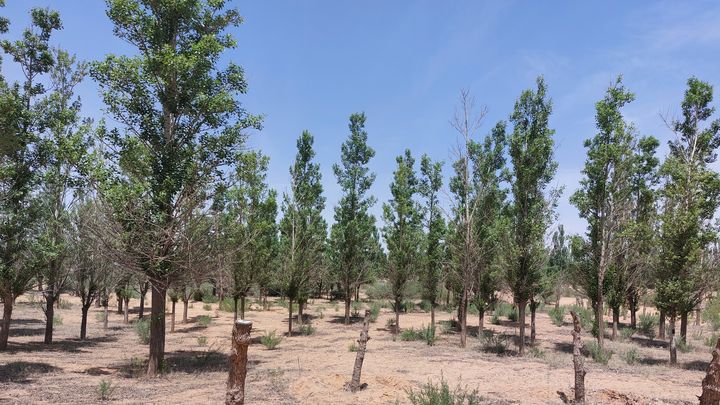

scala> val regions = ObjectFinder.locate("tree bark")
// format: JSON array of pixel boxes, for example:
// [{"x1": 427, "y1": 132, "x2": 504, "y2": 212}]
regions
[
  {"x1": 430, "y1": 303, "x2": 436, "y2": 335},
  {"x1": 288, "y1": 298, "x2": 293, "y2": 335},
  {"x1": 669, "y1": 314, "x2": 677, "y2": 365},
  {"x1": 117, "y1": 296, "x2": 123, "y2": 314},
  {"x1": 0, "y1": 295, "x2": 13, "y2": 350},
  {"x1": 394, "y1": 298, "x2": 400, "y2": 332},
  {"x1": 611, "y1": 307, "x2": 619, "y2": 341},
  {"x1": 123, "y1": 297, "x2": 130, "y2": 324},
  {"x1": 680, "y1": 311, "x2": 688, "y2": 343},
  {"x1": 659, "y1": 310, "x2": 665, "y2": 340},
  {"x1": 297, "y1": 300, "x2": 303, "y2": 327},
  {"x1": 240, "y1": 296, "x2": 246, "y2": 320},
  {"x1": 226, "y1": 320, "x2": 252, "y2": 405},
  {"x1": 170, "y1": 301, "x2": 176, "y2": 333},
  {"x1": 183, "y1": 299, "x2": 189, "y2": 323},
  {"x1": 103, "y1": 300, "x2": 109, "y2": 330},
  {"x1": 570, "y1": 311, "x2": 586, "y2": 403},
  {"x1": 139, "y1": 292, "x2": 145, "y2": 319},
  {"x1": 80, "y1": 305, "x2": 90, "y2": 340},
  {"x1": 595, "y1": 290, "x2": 604, "y2": 350},
  {"x1": 478, "y1": 310, "x2": 484, "y2": 339},
  {"x1": 700, "y1": 338, "x2": 720, "y2": 405},
  {"x1": 233, "y1": 296, "x2": 238, "y2": 322},
  {"x1": 344, "y1": 296, "x2": 351, "y2": 325},
  {"x1": 348, "y1": 310, "x2": 371, "y2": 392},
  {"x1": 530, "y1": 300, "x2": 537, "y2": 344},
  {"x1": 459, "y1": 289, "x2": 468, "y2": 348},
  {"x1": 44, "y1": 295, "x2": 55, "y2": 344},
  {"x1": 518, "y1": 299, "x2": 527, "y2": 355},
  {"x1": 630, "y1": 306, "x2": 637, "y2": 329},
  {"x1": 147, "y1": 284, "x2": 167, "y2": 376}
]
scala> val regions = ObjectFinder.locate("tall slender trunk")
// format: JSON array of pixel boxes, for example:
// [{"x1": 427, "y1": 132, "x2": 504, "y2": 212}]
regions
[
  {"x1": 595, "y1": 288, "x2": 604, "y2": 350},
  {"x1": 297, "y1": 300, "x2": 303, "y2": 327},
  {"x1": 139, "y1": 292, "x2": 145, "y2": 319},
  {"x1": 103, "y1": 301, "x2": 109, "y2": 330},
  {"x1": 124, "y1": 297, "x2": 129, "y2": 324},
  {"x1": 518, "y1": 299, "x2": 527, "y2": 355},
  {"x1": 288, "y1": 298, "x2": 293, "y2": 335},
  {"x1": 355, "y1": 286, "x2": 360, "y2": 302},
  {"x1": 696, "y1": 308, "x2": 702, "y2": 326},
  {"x1": 659, "y1": 310, "x2": 666, "y2": 340},
  {"x1": 459, "y1": 289, "x2": 468, "y2": 348},
  {"x1": 630, "y1": 306, "x2": 637, "y2": 329},
  {"x1": 570, "y1": 311, "x2": 586, "y2": 403},
  {"x1": 147, "y1": 283, "x2": 167, "y2": 376},
  {"x1": 182, "y1": 299, "x2": 189, "y2": 323},
  {"x1": 0, "y1": 295, "x2": 13, "y2": 350},
  {"x1": 117, "y1": 296, "x2": 123, "y2": 314},
  {"x1": 233, "y1": 296, "x2": 238, "y2": 322},
  {"x1": 348, "y1": 310, "x2": 371, "y2": 392},
  {"x1": 680, "y1": 311, "x2": 688, "y2": 343},
  {"x1": 612, "y1": 307, "x2": 619, "y2": 341},
  {"x1": 80, "y1": 305, "x2": 90, "y2": 340},
  {"x1": 170, "y1": 301, "x2": 176, "y2": 333},
  {"x1": 430, "y1": 303, "x2": 436, "y2": 336},
  {"x1": 669, "y1": 314, "x2": 677, "y2": 365},
  {"x1": 478, "y1": 310, "x2": 484, "y2": 339},
  {"x1": 344, "y1": 296, "x2": 351, "y2": 325},
  {"x1": 44, "y1": 295, "x2": 55, "y2": 344},
  {"x1": 530, "y1": 301, "x2": 537, "y2": 344},
  {"x1": 394, "y1": 298, "x2": 401, "y2": 332},
  {"x1": 240, "y1": 296, "x2": 246, "y2": 320}
]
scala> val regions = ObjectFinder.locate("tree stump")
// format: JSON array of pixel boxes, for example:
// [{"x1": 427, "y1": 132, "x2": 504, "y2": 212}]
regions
[
  {"x1": 348, "y1": 309, "x2": 371, "y2": 392},
  {"x1": 700, "y1": 338, "x2": 720, "y2": 405},
  {"x1": 570, "y1": 311, "x2": 586, "y2": 403},
  {"x1": 226, "y1": 320, "x2": 252, "y2": 405}
]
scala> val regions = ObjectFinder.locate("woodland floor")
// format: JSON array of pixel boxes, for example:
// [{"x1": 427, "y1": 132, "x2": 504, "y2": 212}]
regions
[{"x1": 0, "y1": 293, "x2": 711, "y2": 404}]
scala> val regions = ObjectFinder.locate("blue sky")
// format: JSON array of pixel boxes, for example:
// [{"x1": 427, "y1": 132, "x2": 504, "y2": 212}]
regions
[{"x1": 3, "y1": 1, "x2": 720, "y2": 237}]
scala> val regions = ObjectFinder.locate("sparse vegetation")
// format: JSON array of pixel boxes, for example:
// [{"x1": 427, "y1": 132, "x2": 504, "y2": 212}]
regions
[
  {"x1": 197, "y1": 315, "x2": 212, "y2": 327},
  {"x1": 584, "y1": 341, "x2": 613, "y2": 364},
  {"x1": 197, "y1": 336, "x2": 208, "y2": 346},
  {"x1": 96, "y1": 380, "x2": 116, "y2": 401},
  {"x1": 260, "y1": 330, "x2": 283, "y2": 350},
  {"x1": 637, "y1": 314, "x2": 658, "y2": 339},
  {"x1": 406, "y1": 375, "x2": 483, "y2": 405},
  {"x1": 622, "y1": 348, "x2": 640, "y2": 365},
  {"x1": 548, "y1": 306, "x2": 565, "y2": 326},
  {"x1": 135, "y1": 318, "x2": 150, "y2": 345}
]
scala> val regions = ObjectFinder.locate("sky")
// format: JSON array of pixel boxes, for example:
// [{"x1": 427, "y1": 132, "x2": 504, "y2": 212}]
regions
[{"x1": 2, "y1": 0, "x2": 720, "y2": 237}]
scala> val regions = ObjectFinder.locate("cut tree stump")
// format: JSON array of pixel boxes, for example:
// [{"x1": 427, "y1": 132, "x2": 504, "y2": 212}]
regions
[
  {"x1": 226, "y1": 320, "x2": 252, "y2": 405},
  {"x1": 700, "y1": 338, "x2": 720, "y2": 405},
  {"x1": 570, "y1": 311, "x2": 586, "y2": 404},
  {"x1": 347, "y1": 309, "x2": 371, "y2": 392}
]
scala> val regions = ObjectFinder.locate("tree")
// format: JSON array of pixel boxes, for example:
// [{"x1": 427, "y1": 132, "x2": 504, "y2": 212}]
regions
[
  {"x1": 656, "y1": 78, "x2": 720, "y2": 364},
  {"x1": 418, "y1": 154, "x2": 446, "y2": 331},
  {"x1": 0, "y1": 7, "x2": 59, "y2": 350},
  {"x1": 330, "y1": 113, "x2": 378, "y2": 325},
  {"x1": 541, "y1": 225, "x2": 571, "y2": 311},
  {"x1": 505, "y1": 76, "x2": 558, "y2": 356},
  {"x1": 92, "y1": 0, "x2": 260, "y2": 375},
  {"x1": 383, "y1": 149, "x2": 422, "y2": 331}
]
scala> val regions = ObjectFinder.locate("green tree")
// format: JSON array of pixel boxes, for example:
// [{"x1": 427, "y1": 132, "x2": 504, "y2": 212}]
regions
[
  {"x1": 279, "y1": 131, "x2": 326, "y2": 334},
  {"x1": 541, "y1": 225, "x2": 570, "y2": 311},
  {"x1": 91, "y1": 0, "x2": 260, "y2": 375},
  {"x1": 383, "y1": 149, "x2": 422, "y2": 331},
  {"x1": 419, "y1": 155, "x2": 445, "y2": 331},
  {"x1": 330, "y1": 113, "x2": 378, "y2": 325},
  {"x1": 571, "y1": 76, "x2": 636, "y2": 349},
  {"x1": 0, "y1": 6, "x2": 60, "y2": 350},
  {"x1": 656, "y1": 78, "x2": 720, "y2": 364},
  {"x1": 505, "y1": 76, "x2": 558, "y2": 356}
]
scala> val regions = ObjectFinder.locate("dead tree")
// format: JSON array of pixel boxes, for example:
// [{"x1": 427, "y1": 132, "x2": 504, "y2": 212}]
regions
[
  {"x1": 570, "y1": 311, "x2": 586, "y2": 403},
  {"x1": 700, "y1": 338, "x2": 720, "y2": 405},
  {"x1": 348, "y1": 309, "x2": 371, "y2": 392},
  {"x1": 226, "y1": 320, "x2": 252, "y2": 405}
]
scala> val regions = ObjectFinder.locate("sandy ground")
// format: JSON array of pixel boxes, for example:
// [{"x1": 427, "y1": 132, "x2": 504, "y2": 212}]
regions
[{"x1": 0, "y1": 293, "x2": 711, "y2": 404}]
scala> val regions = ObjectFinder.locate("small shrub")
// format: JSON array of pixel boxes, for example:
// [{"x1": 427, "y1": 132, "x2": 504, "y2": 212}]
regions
[
  {"x1": 419, "y1": 300, "x2": 433, "y2": 312},
  {"x1": 622, "y1": 348, "x2": 639, "y2": 365},
  {"x1": 405, "y1": 280, "x2": 423, "y2": 300},
  {"x1": 135, "y1": 318, "x2": 150, "y2": 344},
  {"x1": 507, "y1": 310, "x2": 518, "y2": 322},
  {"x1": 299, "y1": 324, "x2": 315, "y2": 336},
  {"x1": 95, "y1": 312, "x2": 106, "y2": 322},
  {"x1": 365, "y1": 281, "x2": 392, "y2": 300},
  {"x1": 97, "y1": 380, "x2": 116, "y2": 401},
  {"x1": 584, "y1": 341, "x2": 613, "y2": 365},
  {"x1": 386, "y1": 318, "x2": 397, "y2": 330},
  {"x1": 197, "y1": 336, "x2": 208, "y2": 346},
  {"x1": 369, "y1": 302, "x2": 381, "y2": 323},
  {"x1": 402, "y1": 300, "x2": 416, "y2": 312},
  {"x1": 494, "y1": 301, "x2": 513, "y2": 318},
  {"x1": 53, "y1": 315, "x2": 63, "y2": 326},
  {"x1": 351, "y1": 301, "x2": 363, "y2": 317},
  {"x1": 202, "y1": 303, "x2": 212, "y2": 311},
  {"x1": 422, "y1": 325, "x2": 437, "y2": 346},
  {"x1": 260, "y1": 330, "x2": 282, "y2": 350},
  {"x1": 491, "y1": 313, "x2": 500, "y2": 325},
  {"x1": 348, "y1": 341, "x2": 358, "y2": 352},
  {"x1": 705, "y1": 333, "x2": 720, "y2": 347},
  {"x1": 276, "y1": 298, "x2": 288, "y2": 308},
  {"x1": 467, "y1": 303, "x2": 479, "y2": 316},
  {"x1": 219, "y1": 297, "x2": 235, "y2": 312},
  {"x1": 528, "y1": 347, "x2": 546, "y2": 359},
  {"x1": 400, "y1": 327, "x2": 423, "y2": 341},
  {"x1": 439, "y1": 320, "x2": 455, "y2": 334},
  {"x1": 201, "y1": 294, "x2": 219, "y2": 304},
  {"x1": 481, "y1": 334, "x2": 509, "y2": 355},
  {"x1": 677, "y1": 339, "x2": 693, "y2": 353},
  {"x1": 620, "y1": 327, "x2": 635, "y2": 340},
  {"x1": 197, "y1": 315, "x2": 212, "y2": 327},
  {"x1": 637, "y1": 313, "x2": 658, "y2": 339},
  {"x1": 548, "y1": 306, "x2": 565, "y2": 327},
  {"x1": 58, "y1": 299, "x2": 72, "y2": 310},
  {"x1": 407, "y1": 375, "x2": 482, "y2": 405},
  {"x1": 704, "y1": 297, "x2": 720, "y2": 331}
]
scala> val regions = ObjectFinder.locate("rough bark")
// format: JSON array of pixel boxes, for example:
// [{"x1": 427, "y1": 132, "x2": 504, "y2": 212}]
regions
[
  {"x1": 348, "y1": 310, "x2": 371, "y2": 392},
  {"x1": 518, "y1": 299, "x2": 527, "y2": 355},
  {"x1": 478, "y1": 310, "x2": 484, "y2": 339},
  {"x1": 240, "y1": 296, "x2": 246, "y2": 320},
  {"x1": 103, "y1": 300, "x2": 109, "y2": 330},
  {"x1": 611, "y1": 307, "x2": 619, "y2": 341},
  {"x1": 80, "y1": 305, "x2": 90, "y2": 340},
  {"x1": 430, "y1": 303, "x2": 436, "y2": 334},
  {"x1": 659, "y1": 310, "x2": 666, "y2": 340},
  {"x1": 123, "y1": 297, "x2": 129, "y2": 324},
  {"x1": 394, "y1": 298, "x2": 400, "y2": 332},
  {"x1": 669, "y1": 314, "x2": 677, "y2": 365},
  {"x1": 147, "y1": 284, "x2": 167, "y2": 376},
  {"x1": 182, "y1": 299, "x2": 189, "y2": 323},
  {"x1": 700, "y1": 338, "x2": 720, "y2": 405},
  {"x1": 44, "y1": 295, "x2": 55, "y2": 344},
  {"x1": 595, "y1": 290, "x2": 604, "y2": 350},
  {"x1": 297, "y1": 300, "x2": 303, "y2": 327},
  {"x1": 530, "y1": 300, "x2": 537, "y2": 344},
  {"x1": 170, "y1": 301, "x2": 176, "y2": 333},
  {"x1": 570, "y1": 311, "x2": 586, "y2": 403},
  {"x1": 288, "y1": 298, "x2": 293, "y2": 335},
  {"x1": 680, "y1": 311, "x2": 688, "y2": 343},
  {"x1": 226, "y1": 320, "x2": 252, "y2": 405},
  {"x1": 630, "y1": 306, "x2": 637, "y2": 329},
  {"x1": 344, "y1": 296, "x2": 351, "y2": 325},
  {"x1": 117, "y1": 296, "x2": 123, "y2": 314},
  {"x1": 0, "y1": 295, "x2": 13, "y2": 350},
  {"x1": 459, "y1": 289, "x2": 468, "y2": 348},
  {"x1": 233, "y1": 296, "x2": 238, "y2": 322},
  {"x1": 139, "y1": 292, "x2": 146, "y2": 319}
]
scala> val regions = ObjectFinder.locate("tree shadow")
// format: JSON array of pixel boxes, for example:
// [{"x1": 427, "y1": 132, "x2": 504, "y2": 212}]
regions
[
  {"x1": 683, "y1": 360, "x2": 708, "y2": 372},
  {"x1": 327, "y1": 315, "x2": 364, "y2": 325},
  {"x1": 5, "y1": 335, "x2": 118, "y2": 354},
  {"x1": 630, "y1": 336, "x2": 667, "y2": 348},
  {"x1": 554, "y1": 342, "x2": 574, "y2": 354},
  {"x1": 638, "y1": 357, "x2": 666, "y2": 366},
  {"x1": 163, "y1": 349, "x2": 262, "y2": 374},
  {"x1": 0, "y1": 361, "x2": 61, "y2": 383},
  {"x1": 9, "y1": 327, "x2": 45, "y2": 337}
]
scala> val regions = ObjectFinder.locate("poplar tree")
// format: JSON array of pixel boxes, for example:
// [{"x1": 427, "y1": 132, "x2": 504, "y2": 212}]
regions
[
  {"x1": 92, "y1": 0, "x2": 260, "y2": 375},
  {"x1": 656, "y1": 78, "x2": 720, "y2": 364},
  {"x1": 280, "y1": 131, "x2": 326, "y2": 334},
  {"x1": 383, "y1": 149, "x2": 422, "y2": 331},
  {"x1": 506, "y1": 76, "x2": 558, "y2": 356},
  {"x1": 419, "y1": 155, "x2": 445, "y2": 331},
  {"x1": 330, "y1": 113, "x2": 378, "y2": 325}
]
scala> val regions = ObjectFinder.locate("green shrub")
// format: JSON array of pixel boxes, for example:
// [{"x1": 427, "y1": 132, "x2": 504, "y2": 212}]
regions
[
  {"x1": 704, "y1": 297, "x2": 720, "y2": 331},
  {"x1": 491, "y1": 313, "x2": 500, "y2": 325},
  {"x1": 548, "y1": 306, "x2": 565, "y2": 327},
  {"x1": 677, "y1": 339, "x2": 693, "y2": 353},
  {"x1": 351, "y1": 301, "x2": 363, "y2": 317},
  {"x1": 95, "y1": 312, "x2": 106, "y2": 322},
  {"x1": 58, "y1": 298, "x2": 72, "y2": 310},
  {"x1": 96, "y1": 380, "x2": 116, "y2": 401},
  {"x1": 365, "y1": 281, "x2": 392, "y2": 300},
  {"x1": 197, "y1": 315, "x2": 212, "y2": 327},
  {"x1": 406, "y1": 375, "x2": 482, "y2": 405},
  {"x1": 494, "y1": 301, "x2": 513, "y2": 318},
  {"x1": 386, "y1": 318, "x2": 397, "y2": 330},
  {"x1": 197, "y1": 336, "x2": 208, "y2": 346},
  {"x1": 620, "y1": 327, "x2": 635, "y2": 340},
  {"x1": 219, "y1": 297, "x2": 235, "y2": 312},
  {"x1": 419, "y1": 300, "x2": 433, "y2": 312},
  {"x1": 260, "y1": 330, "x2": 282, "y2": 350},
  {"x1": 568, "y1": 305, "x2": 594, "y2": 331},
  {"x1": 202, "y1": 303, "x2": 212, "y2": 311},
  {"x1": 467, "y1": 303, "x2": 479, "y2": 316},
  {"x1": 369, "y1": 302, "x2": 381, "y2": 323},
  {"x1": 202, "y1": 294, "x2": 219, "y2": 304},
  {"x1": 276, "y1": 298, "x2": 288, "y2": 308},
  {"x1": 135, "y1": 318, "x2": 150, "y2": 344},
  {"x1": 53, "y1": 315, "x2": 63, "y2": 326},
  {"x1": 622, "y1": 348, "x2": 639, "y2": 365},
  {"x1": 637, "y1": 313, "x2": 658, "y2": 339},
  {"x1": 400, "y1": 327, "x2": 423, "y2": 341},
  {"x1": 348, "y1": 341, "x2": 358, "y2": 352},
  {"x1": 706, "y1": 333, "x2": 720, "y2": 347},
  {"x1": 405, "y1": 280, "x2": 423, "y2": 300},
  {"x1": 198, "y1": 282, "x2": 214, "y2": 299},
  {"x1": 480, "y1": 334, "x2": 509, "y2": 355},
  {"x1": 528, "y1": 347, "x2": 546, "y2": 359},
  {"x1": 402, "y1": 300, "x2": 416, "y2": 312},
  {"x1": 507, "y1": 310, "x2": 518, "y2": 322},
  {"x1": 438, "y1": 320, "x2": 455, "y2": 334},
  {"x1": 584, "y1": 341, "x2": 613, "y2": 365},
  {"x1": 421, "y1": 325, "x2": 437, "y2": 346},
  {"x1": 299, "y1": 324, "x2": 315, "y2": 336}
]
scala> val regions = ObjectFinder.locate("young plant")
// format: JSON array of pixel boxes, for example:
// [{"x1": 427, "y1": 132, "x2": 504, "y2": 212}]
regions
[
  {"x1": 260, "y1": 330, "x2": 282, "y2": 350},
  {"x1": 96, "y1": 380, "x2": 116, "y2": 401},
  {"x1": 406, "y1": 375, "x2": 482, "y2": 405}
]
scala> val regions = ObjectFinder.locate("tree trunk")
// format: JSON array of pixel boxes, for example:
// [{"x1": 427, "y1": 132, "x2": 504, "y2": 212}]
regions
[
  {"x1": 288, "y1": 298, "x2": 293, "y2": 335},
  {"x1": 117, "y1": 296, "x2": 123, "y2": 314},
  {"x1": 595, "y1": 289, "x2": 604, "y2": 350},
  {"x1": 680, "y1": 311, "x2": 688, "y2": 343},
  {"x1": 103, "y1": 300, "x2": 109, "y2": 330},
  {"x1": 430, "y1": 303, "x2": 436, "y2": 335},
  {"x1": 659, "y1": 310, "x2": 666, "y2": 340},
  {"x1": 700, "y1": 338, "x2": 720, "y2": 405},
  {"x1": 183, "y1": 299, "x2": 189, "y2": 323},
  {"x1": 355, "y1": 286, "x2": 360, "y2": 303},
  {"x1": 240, "y1": 296, "x2": 246, "y2": 320},
  {"x1": 147, "y1": 284, "x2": 167, "y2": 376},
  {"x1": 348, "y1": 310, "x2": 371, "y2": 392},
  {"x1": 233, "y1": 296, "x2": 238, "y2": 322},
  {"x1": 669, "y1": 314, "x2": 677, "y2": 365},
  {"x1": 530, "y1": 300, "x2": 537, "y2": 344},
  {"x1": 696, "y1": 308, "x2": 702, "y2": 326},
  {"x1": 394, "y1": 298, "x2": 401, "y2": 332},
  {"x1": 170, "y1": 301, "x2": 176, "y2": 333},
  {"x1": 226, "y1": 320, "x2": 252, "y2": 405},
  {"x1": 518, "y1": 299, "x2": 527, "y2": 355},
  {"x1": 570, "y1": 311, "x2": 586, "y2": 403},
  {"x1": 124, "y1": 297, "x2": 130, "y2": 324},
  {"x1": 611, "y1": 307, "x2": 619, "y2": 341},
  {"x1": 297, "y1": 300, "x2": 303, "y2": 327},
  {"x1": 459, "y1": 289, "x2": 468, "y2": 348},
  {"x1": 139, "y1": 292, "x2": 145, "y2": 319},
  {"x1": 80, "y1": 305, "x2": 90, "y2": 340},
  {"x1": 0, "y1": 295, "x2": 13, "y2": 350},
  {"x1": 344, "y1": 296, "x2": 351, "y2": 325},
  {"x1": 478, "y1": 310, "x2": 485, "y2": 339},
  {"x1": 630, "y1": 306, "x2": 637, "y2": 329},
  {"x1": 44, "y1": 295, "x2": 55, "y2": 344}
]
